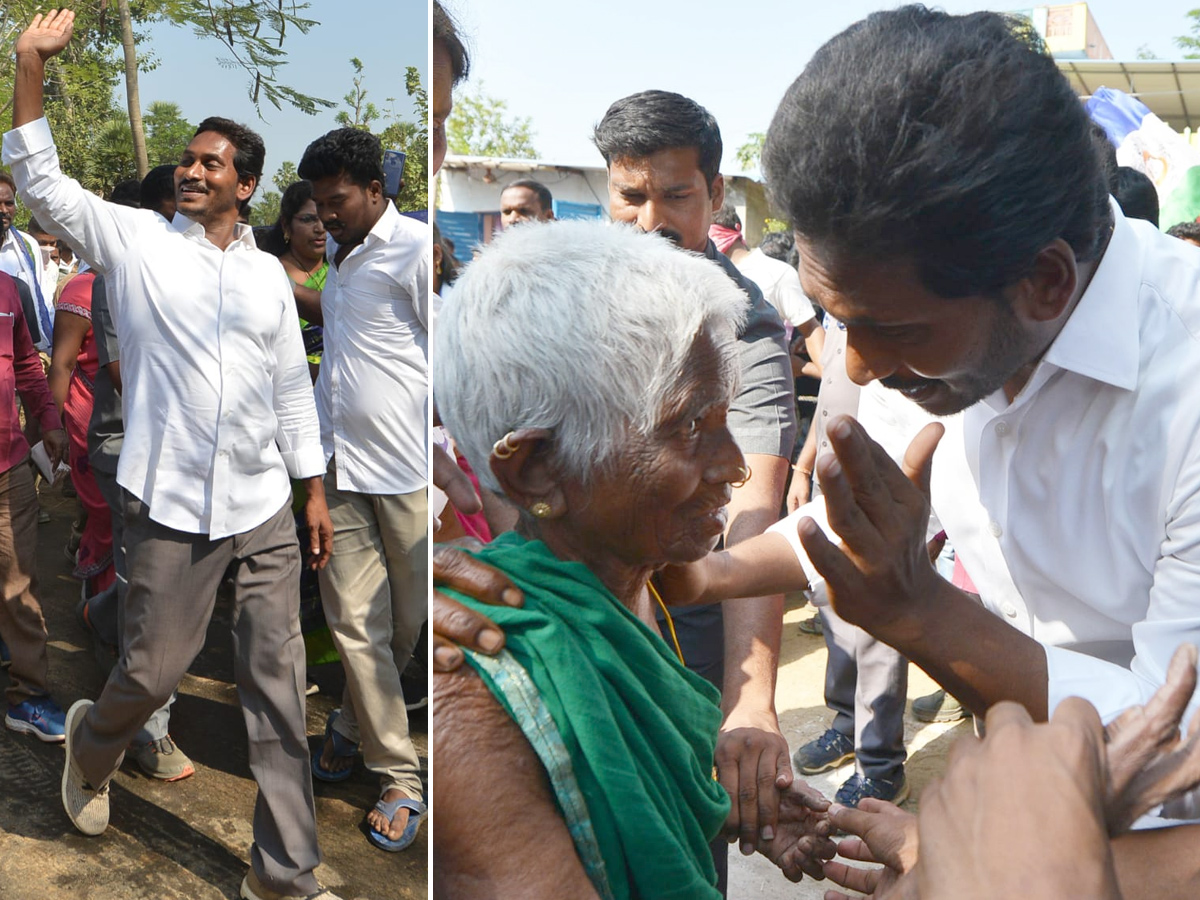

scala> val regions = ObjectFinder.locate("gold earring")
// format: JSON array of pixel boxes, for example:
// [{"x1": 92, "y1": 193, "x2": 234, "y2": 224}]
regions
[
  {"x1": 492, "y1": 432, "x2": 520, "y2": 459},
  {"x1": 530, "y1": 502, "x2": 552, "y2": 518},
  {"x1": 730, "y1": 465, "x2": 752, "y2": 488}
]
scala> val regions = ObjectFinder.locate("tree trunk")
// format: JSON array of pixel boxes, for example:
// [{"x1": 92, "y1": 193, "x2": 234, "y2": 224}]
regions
[{"x1": 117, "y1": 0, "x2": 148, "y2": 178}]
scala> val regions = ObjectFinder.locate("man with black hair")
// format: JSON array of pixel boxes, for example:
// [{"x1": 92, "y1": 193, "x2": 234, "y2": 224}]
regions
[
  {"x1": 762, "y1": 4, "x2": 1200, "y2": 845},
  {"x1": 0, "y1": 171, "x2": 54, "y2": 348},
  {"x1": 432, "y1": 0, "x2": 470, "y2": 179},
  {"x1": 74, "y1": 164, "x2": 195, "y2": 784},
  {"x1": 5, "y1": 12, "x2": 340, "y2": 900},
  {"x1": 499, "y1": 178, "x2": 555, "y2": 228},
  {"x1": 592, "y1": 88, "x2": 797, "y2": 884},
  {"x1": 1113, "y1": 166, "x2": 1160, "y2": 228},
  {"x1": 1167, "y1": 220, "x2": 1200, "y2": 246},
  {"x1": 298, "y1": 126, "x2": 430, "y2": 853}
]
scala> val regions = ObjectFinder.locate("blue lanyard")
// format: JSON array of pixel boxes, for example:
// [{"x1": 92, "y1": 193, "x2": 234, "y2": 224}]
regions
[{"x1": 10, "y1": 229, "x2": 54, "y2": 343}]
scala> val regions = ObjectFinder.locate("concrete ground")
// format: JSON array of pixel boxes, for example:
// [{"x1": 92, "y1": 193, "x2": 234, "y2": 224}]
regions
[
  {"x1": 0, "y1": 479, "x2": 427, "y2": 900},
  {"x1": 728, "y1": 595, "x2": 973, "y2": 899}
]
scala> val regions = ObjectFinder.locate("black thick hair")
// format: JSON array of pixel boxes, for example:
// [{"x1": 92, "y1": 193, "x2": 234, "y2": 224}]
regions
[
  {"x1": 763, "y1": 5, "x2": 1111, "y2": 298},
  {"x1": 1167, "y1": 220, "x2": 1200, "y2": 241},
  {"x1": 713, "y1": 203, "x2": 742, "y2": 230},
  {"x1": 759, "y1": 230, "x2": 800, "y2": 269},
  {"x1": 24, "y1": 216, "x2": 50, "y2": 236},
  {"x1": 194, "y1": 116, "x2": 265, "y2": 192},
  {"x1": 593, "y1": 90, "x2": 723, "y2": 193},
  {"x1": 298, "y1": 128, "x2": 385, "y2": 189},
  {"x1": 433, "y1": 1, "x2": 470, "y2": 86},
  {"x1": 1113, "y1": 167, "x2": 1159, "y2": 228},
  {"x1": 259, "y1": 180, "x2": 316, "y2": 257},
  {"x1": 140, "y1": 165, "x2": 176, "y2": 214},
  {"x1": 109, "y1": 179, "x2": 142, "y2": 208},
  {"x1": 0, "y1": 171, "x2": 14, "y2": 194},
  {"x1": 502, "y1": 178, "x2": 553, "y2": 212}
]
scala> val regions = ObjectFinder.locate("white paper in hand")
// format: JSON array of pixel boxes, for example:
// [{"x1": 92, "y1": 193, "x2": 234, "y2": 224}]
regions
[{"x1": 31, "y1": 440, "x2": 70, "y2": 484}]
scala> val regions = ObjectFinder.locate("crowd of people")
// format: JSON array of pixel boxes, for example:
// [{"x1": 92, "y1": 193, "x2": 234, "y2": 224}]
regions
[
  {"x1": 431, "y1": 2, "x2": 1200, "y2": 899},
  {"x1": 0, "y1": 8, "x2": 429, "y2": 900}
]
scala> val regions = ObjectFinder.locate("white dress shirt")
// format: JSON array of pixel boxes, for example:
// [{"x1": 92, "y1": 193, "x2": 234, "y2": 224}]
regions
[
  {"x1": 317, "y1": 202, "x2": 430, "y2": 495},
  {"x1": 735, "y1": 248, "x2": 818, "y2": 330},
  {"x1": 0, "y1": 226, "x2": 53, "y2": 346},
  {"x1": 3, "y1": 117, "x2": 325, "y2": 538},
  {"x1": 771, "y1": 202, "x2": 1200, "y2": 732}
]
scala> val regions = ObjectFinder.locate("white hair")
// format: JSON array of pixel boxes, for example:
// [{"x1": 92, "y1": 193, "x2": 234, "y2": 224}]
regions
[{"x1": 435, "y1": 220, "x2": 749, "y2": 494}]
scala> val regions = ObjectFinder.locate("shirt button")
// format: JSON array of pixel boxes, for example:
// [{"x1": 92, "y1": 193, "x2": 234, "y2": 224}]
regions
[
  {"x1": 1001, "y1": 602, "x2": 1018, "y2": 618},
  {"x1": 218, "y1": 450, "x2": 228, "y2": 458},
  {"x1": 987, "y1": 520, "x2": 1003, "y2": 537},
  {"x1": 836, "y1": 347, "x2": 843, "y2": 355},
  {"x1": 995, "y1": 422, "x2": 1010, "y2": 437},
  {"x1": 821, "y1": 409, "x2": 829, "y2": 417}
]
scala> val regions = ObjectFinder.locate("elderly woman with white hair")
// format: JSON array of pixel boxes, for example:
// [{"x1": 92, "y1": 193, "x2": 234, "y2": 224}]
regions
[{"x1": 432, "y1": 220, "x2": 834, "y2": 899}]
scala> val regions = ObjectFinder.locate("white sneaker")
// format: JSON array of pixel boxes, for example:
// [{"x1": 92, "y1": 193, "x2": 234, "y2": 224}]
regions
[
  {"x1": 240, "y1": 869, "x2": 343, "y2": 900},
  {"x1": 61, "y1": 700, "x2": 110, "y2": 836}
]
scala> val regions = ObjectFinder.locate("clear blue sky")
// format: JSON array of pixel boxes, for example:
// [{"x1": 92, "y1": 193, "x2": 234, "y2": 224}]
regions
[
  {"x1": 132, "y1": 0, "x2": 428, "y2": 185},
  {"x1": 446, "y1": 0, "x2": 1198, "y2": 172}
]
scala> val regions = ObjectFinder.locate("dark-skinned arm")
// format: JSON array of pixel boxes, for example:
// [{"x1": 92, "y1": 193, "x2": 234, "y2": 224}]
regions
[
  {"x1": 47, "y1": 307, "x2": 88, "y2": 416},
  {"x1": 799, "y1": 415, "x2": 1049, "y2": 719},
  {"x1": 433, "y1": 666, "x2": 602, "y2": 899}
]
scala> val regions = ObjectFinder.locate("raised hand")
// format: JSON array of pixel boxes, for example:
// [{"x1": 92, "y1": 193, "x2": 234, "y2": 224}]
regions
[
  {"x1": 1104, "y1": 643, "x2": 1200, "y2": 831},
  {"x1": 14, "y1": 9, "x2": 75, "y2": 62},
  {"x1": 798, "y1": 416, "x2": 944, "y2": 635}
]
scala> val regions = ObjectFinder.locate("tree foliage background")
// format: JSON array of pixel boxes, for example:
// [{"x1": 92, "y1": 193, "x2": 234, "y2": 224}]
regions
[
  {"x1": 1, "y1": 2, "x2": 426, "y2": 224},
  {"x1": 446, "y1": 83, "x2": 538, "y2": 159}
]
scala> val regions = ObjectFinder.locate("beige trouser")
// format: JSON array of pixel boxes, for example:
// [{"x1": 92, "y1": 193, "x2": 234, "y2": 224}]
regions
[
  {"x1": 0, "y1": 458, "x2": 49, "y2": 706},
  {"x1": 319, "y1": 462, "x2": 426, "y2": 799}
]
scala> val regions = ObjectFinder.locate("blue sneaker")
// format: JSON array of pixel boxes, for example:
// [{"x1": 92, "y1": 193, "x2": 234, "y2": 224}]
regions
[
  {"x1": 6, "y1": 695, "x2": 67, "y2": 743},
  {"x1": 792, "y1": 727, "x2": 855, "y2": 775},
  {"x1": 0, "y1": 640, "x2": 10, "y2": 669},
  {"x1": 835, "y1": 771, "x2": 910, "y2": 809}
]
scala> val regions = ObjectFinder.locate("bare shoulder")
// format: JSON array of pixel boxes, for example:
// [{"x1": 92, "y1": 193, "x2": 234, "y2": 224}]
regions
[{"x1": 433, "y1": 665, "x2": 601, "y2": 900}]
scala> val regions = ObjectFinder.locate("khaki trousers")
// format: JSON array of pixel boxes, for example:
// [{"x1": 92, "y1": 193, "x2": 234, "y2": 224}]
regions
[{"x1": 319, "y1": 463, "x2": 426, "y2": 799}]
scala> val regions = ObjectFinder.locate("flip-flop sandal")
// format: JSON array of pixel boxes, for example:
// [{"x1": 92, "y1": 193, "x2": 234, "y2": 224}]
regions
[
  {"x1": 366, "y1": 796, "x2": 426, "y2": 852},
  {"x1": 311, "y1": 709, "x2": 357, "y2": 783}
]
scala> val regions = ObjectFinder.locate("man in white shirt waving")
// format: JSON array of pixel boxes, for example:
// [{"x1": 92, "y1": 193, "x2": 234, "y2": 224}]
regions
[
  {"x1": 4, "y1": 12, "x2": 340, "y2": 900},
  {"x1": 297, "y1": 128, "x2": 429, "y2": 853}
]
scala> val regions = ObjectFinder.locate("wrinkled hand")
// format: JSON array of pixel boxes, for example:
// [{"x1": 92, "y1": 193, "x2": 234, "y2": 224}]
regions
[
  {"x1": 756, "y1": 781, "x2": 835, "y2": 882},
  {"x1": 917, "y1": 700, "x2": 1120, "y2": 900},
  {"x1": 716, "y1": 708, "x2": 794, "y2": 856},
  {"x1": 431, "y1": 543, "x2": 522, "y2": 671},
  {"x1": 798, "y1": 416, "x2": 944, "y2": 635},
  {"x1": 15, "y1": 10, "x2": 75, "y2": 61},
  {"x1": 42, "y1": 427, "x2": 67, "y2": 471},
  {"x1": 1104, "y1": 643, "x2": 1200, "y2": 831},
  {"x1": 822, "y1": 798, "x2": 919, "y2": 900}
]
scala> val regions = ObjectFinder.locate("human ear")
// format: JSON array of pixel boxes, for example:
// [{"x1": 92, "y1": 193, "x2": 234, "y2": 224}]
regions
[
  {"x1": 1014, "y1": 239, "x2": 1078, "y2": 324},
  {"x1": 489, "y1": 428, "x2": 566, "y2": 517}
]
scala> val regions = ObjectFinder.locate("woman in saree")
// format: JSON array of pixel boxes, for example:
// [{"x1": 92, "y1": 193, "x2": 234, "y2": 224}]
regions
[{"x1": 432, "y1": 220, "x2": 833, "y2": 898}]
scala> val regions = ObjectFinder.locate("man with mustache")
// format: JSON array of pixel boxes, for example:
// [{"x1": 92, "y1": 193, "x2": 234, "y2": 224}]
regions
[
  {"x1": 5, "y1": 11, "x2": 341, "y2": 900},
  {"x1": 595, "y1": 89, "x2": 798, "y2": 887}
]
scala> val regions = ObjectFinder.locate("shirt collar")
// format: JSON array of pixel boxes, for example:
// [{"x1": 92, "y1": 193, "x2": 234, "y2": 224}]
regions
[
  {"x1": 326, "y1": 201, "x2": 399, "y2": 263},
  {"x1": 1039, "y1": 198, "x2": 1141, "y2": 392},
  {"x1": 170, "y1": 212, "x2": 259, "y2": 251}
]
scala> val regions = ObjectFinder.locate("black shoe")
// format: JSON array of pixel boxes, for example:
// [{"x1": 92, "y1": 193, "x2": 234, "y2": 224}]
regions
[
  {"x1": 835, "y1": 771, "x2": 910, "y2": 808},
  {"x1": 791, "y1": 728, "x2": 854, "y2": 775}
]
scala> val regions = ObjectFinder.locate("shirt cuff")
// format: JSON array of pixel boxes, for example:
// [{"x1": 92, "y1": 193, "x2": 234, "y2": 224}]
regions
[
  {"x1": 1, "y1": 117, "x2": 53, "y2": 166},
  {"x1": 1043, "y1": 644, "x2": 1155, "y2": 724},
  {"x1": 766, "y1": 496, "x2": 830, "y2": 591},
  {"x1": 280, "y1": 445, "x2": 326, "y2": 481},
  {"x1": 38, "y1": 406, "x2": 63, "y2": 435}
]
